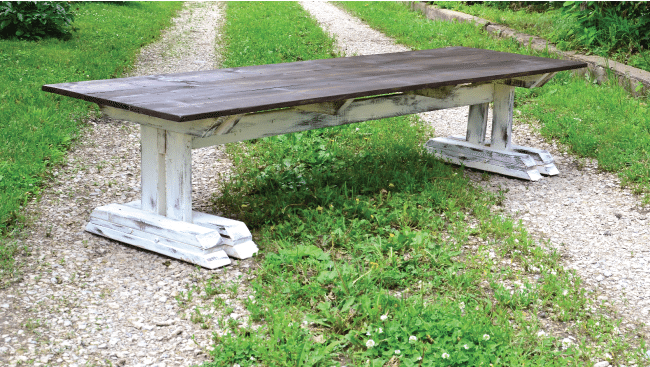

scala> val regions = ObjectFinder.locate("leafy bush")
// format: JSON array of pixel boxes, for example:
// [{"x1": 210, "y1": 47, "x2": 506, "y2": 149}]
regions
[
  {"x1": 552, "y1": 1, "x2": 650, "y2": 56},
  {"x1": 0, "y1": 1, "x2": 75, "y2": 40}
]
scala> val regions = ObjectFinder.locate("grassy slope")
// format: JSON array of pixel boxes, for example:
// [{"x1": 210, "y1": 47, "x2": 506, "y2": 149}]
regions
[
  {"x1": 0, "y1": 2, "x2": 183, "y2": 282},
  {"x1": 197, "y1": 2, "x2": 643, "y2": 367}
]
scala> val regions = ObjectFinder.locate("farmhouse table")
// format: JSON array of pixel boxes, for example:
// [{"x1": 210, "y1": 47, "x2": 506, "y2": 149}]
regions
[{"x1": 43, "y1": 47, "x2": 586, "y2": 269}]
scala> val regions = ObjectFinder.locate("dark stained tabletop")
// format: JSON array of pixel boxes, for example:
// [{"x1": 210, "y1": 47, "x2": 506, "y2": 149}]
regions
[{"x1": 43, "y1": 47, "x2": 586, "y2": 122}]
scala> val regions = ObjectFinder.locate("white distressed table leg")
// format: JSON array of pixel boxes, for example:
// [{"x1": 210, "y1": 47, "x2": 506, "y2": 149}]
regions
[
  {"x1": 141, "y1": 126, "x2": 166, "y2": 215},
  {"x1": 491, "y1": 84, "x2": 514, "y2": 151},
  {"x1": 165, "y1": 131, "x2": 193, "y2": 222},
  {"x1": 466, "y1": 103, "x2": 489, "y2": 144}
]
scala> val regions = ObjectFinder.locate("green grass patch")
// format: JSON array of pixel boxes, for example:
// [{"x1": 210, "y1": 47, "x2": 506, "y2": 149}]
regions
[
  {"x1": 339, "y1": 1, "x2": 650, "y2": 200},
  {"x1": 220, "y1": 1, "x2": 338, "y2": 68},
  {"x1": 0, "y1": 1, "x2": 183, "y2": 283},
  {"x1": 432, "y1": 1, "x2": 563, "y2": 47},
  {"x1": 198, "y1": 2, "x2": 646, "y2": 366}
]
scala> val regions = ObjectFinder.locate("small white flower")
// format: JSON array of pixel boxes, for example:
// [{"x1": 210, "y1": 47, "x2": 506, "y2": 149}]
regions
[
  {"x1": 366, "y1": 339, "x2": 375, "y2": 348},
  {"x1": 366, "y1": 331, "x2": 371, "y2": 336},
  {"x1": 250, "y1": 356, "x2": 256, "y2": 361},
  {"x1": 441, "y1": 352, "x2": 450, "y2": 359},
  {"x1": 475, "y1": 306, "x2": 479, "y2": 311},
  {"x1": 395, "y1": 350, "x2": 401, "y2": 354},
  {"x1": 562, "y1": 289, "x2": 568, "y2": 296},
  {"x1": 377, "y1": 327, "x2": 383, "y2": 334},
  {"x1": 459, "y1": 301, "x2": 465, "y2": 310},
  {"x1": 483, "y1": 334, "x2": 490, "y2": 341},
  {"x1": 380, "y1": 314, "x2": 388, "y2": 321},
  {"x1": 409, "y1": 335, "x2": 417, "y2": 342},
  {"x1": 417, "y1": 357, "x2": 422, "y2": 361},
  {"x1": 233, "y1": 364, "x2": 241, "y2": 367},
  {"x1": 551, "y1": 270, "x2": 557, "y2": 276},
  {"x1": 463, "y1": 344, "x2": 469, "y2": 350}
]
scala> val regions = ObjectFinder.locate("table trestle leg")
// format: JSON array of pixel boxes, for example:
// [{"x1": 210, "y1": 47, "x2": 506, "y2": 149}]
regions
[
  {"x1": 424, "y1": 83, "x2": 557, "y2": 181},
  {"x1": 85, "y1": 126, "x2": 258, "y2": 269}
]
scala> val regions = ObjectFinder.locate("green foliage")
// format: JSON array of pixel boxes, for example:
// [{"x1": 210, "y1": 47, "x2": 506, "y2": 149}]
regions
[
  {"x1": 0, "y1": 1, "x2": 75, "y2": 40},
  {"x1": 552, "y1": 1, "x2": 650, "y2": 56},
  {"x1": 434, "y1": 1, "x2": 650, "y2": 72},
  {"x1": 0, "y1": 1, "x2": 183, "y2": 282}
]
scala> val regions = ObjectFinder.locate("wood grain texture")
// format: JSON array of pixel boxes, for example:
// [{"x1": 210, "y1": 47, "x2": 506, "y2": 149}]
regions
[
  {"x1": 43, "y1": 47, "x2": 586, "y2": 122},
  {"x1": 425, "y1": 137, "x2": 542, "y2": 181},
  {"x1": 141, "y1": 126, "x2": 166, "y2": 215},
  {"x1": 164, "y1": 131, "x2": 192, "y2": 222},
  {"x1": 466, "y1": 103, "x2": 489, "y2": 144},
  {"x1": 191, "y1": 83, "x2": 496, "y2": 148}
]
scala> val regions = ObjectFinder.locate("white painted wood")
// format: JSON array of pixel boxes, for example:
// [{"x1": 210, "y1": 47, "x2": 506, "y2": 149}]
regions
[
  {"x1": 294, "y1": 99, "x2": 354, "y2": 115},
  {"x1": 192, "y1": 211, "x2": 254, "y2": 247},
  {"x1": 498, "y1": 73, "x2": 555, "y2": 89},
  {"x1": 210, "y1": 114, "x2": 244, "y2": 136},
  {"x1": 165, "y1": 131, "x2": 193, "y2": 222},
  {"x1": 125, "y1": 201, "x2": 256, "y2": 246},
  {"x1": 491, "y1": 84, "x2": 514, "y2": 151},
  {"x1": 425, "y1": 137, "x2": 542, "y2": 181},
  {"x1": 124, "y1": 201, "x2": 259, "y2": 259},
  {"x1": 141, "y1": 126, "x2": 166, "y2": 215},
  {"x1": 192, "y1": 83, "x2": 496, "y2": 148},
  {"x1": 449, "y1": 136, "x2": 559, "y2": 177},
  {"x1": 510, "y1": 144, "x2": 558, "y2": 175},
  {"x1": 101, "y1": 106, "x2": 223, "y2": 137},
  {"x1": 222, "y1": 241, "x2": 258, "y2": 259},
  {"x1": 89, "y1": 203, "x2": 224, "y2": 250},
  {"x1": 466, "y1": 103, "x2": 489, "y2": 144},
  {"x1": 86, "y1": 220, "x2": 231, "y2": 269}
]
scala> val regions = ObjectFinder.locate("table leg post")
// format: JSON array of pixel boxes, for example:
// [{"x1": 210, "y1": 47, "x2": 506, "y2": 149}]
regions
[
  {"x1": 165, "y1": 131, "x2": 193, "y2": 223},
  {"x1": 141, "y1": 126, "x2": 166, "y2": 215},
  {"x1": 466, "y1": 103, "x2": 489, "y2": 144},
  {"x1": 491, "y1": 84, "x2": 514, "y2": 151}
]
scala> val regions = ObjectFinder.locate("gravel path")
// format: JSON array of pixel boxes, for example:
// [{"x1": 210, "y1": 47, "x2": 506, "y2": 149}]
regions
[
  {"x1": 0, "y1": 3, "x2": 255, "y2": 366},
  {"x1": 300, "y1": 1, "x2": 650, "y2": 337}
]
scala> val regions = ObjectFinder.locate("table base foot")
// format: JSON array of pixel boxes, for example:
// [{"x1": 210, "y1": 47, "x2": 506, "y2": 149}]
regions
[
  {"x1": 425, "y1": 137, "x2": 543, "y2": 181},
  {"x1": 85, "y1": 202, "x2": 258, "y2": 269},
  {"x1": 447, "y1": 136, "x2": 559, "y2": 177}
]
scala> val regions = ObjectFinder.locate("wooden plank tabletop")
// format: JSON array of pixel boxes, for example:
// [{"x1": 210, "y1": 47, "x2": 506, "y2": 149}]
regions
[{"x1": 43, "y1": 47, "x2": 586, "y2": 122}]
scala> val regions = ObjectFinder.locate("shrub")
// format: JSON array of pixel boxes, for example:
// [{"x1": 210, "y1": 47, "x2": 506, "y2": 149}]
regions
[
  {"x1": 0, "y1": 1, "x2": 75, "y2": 40},
  {"x1": 552, "y1": 1, "x2": 650, "y2": 56}
]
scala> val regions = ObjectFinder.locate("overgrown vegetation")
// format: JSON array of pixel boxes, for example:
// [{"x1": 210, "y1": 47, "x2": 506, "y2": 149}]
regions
[
  {"x1": 433, "y1": 1, "x2": 650, "y2": 72},
  {"x1": 200, "y1": 2, "x2": 646, "y2": 366},
  {"x1": 0, "y1": 1, "x2": 183, "y2": 283},
  {"x1": 0, "y1": 1, "x2": 75, "y2": 40}
]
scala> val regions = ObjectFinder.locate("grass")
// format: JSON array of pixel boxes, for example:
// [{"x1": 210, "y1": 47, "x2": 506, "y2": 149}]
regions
[
  {"x1": 431, "y1": 1, "x2": 650, "y2": 73},
  {"x1": 0, "y1": 1, "x2": 183, "y2": 284},
  {"x1": 338, "y1": 1, "x2": 650, "y2": 200},
  {"x1": 196, "y1": 2, "x2": 647, "y2": 366},
  {"x1": 432, "y1": 1, "x2": 562, "y2": 43}
]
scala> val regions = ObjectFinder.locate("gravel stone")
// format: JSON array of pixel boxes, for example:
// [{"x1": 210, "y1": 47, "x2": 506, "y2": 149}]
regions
[{"x1": 300, "y1": 1, "x2": 650, "y2": 334}]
